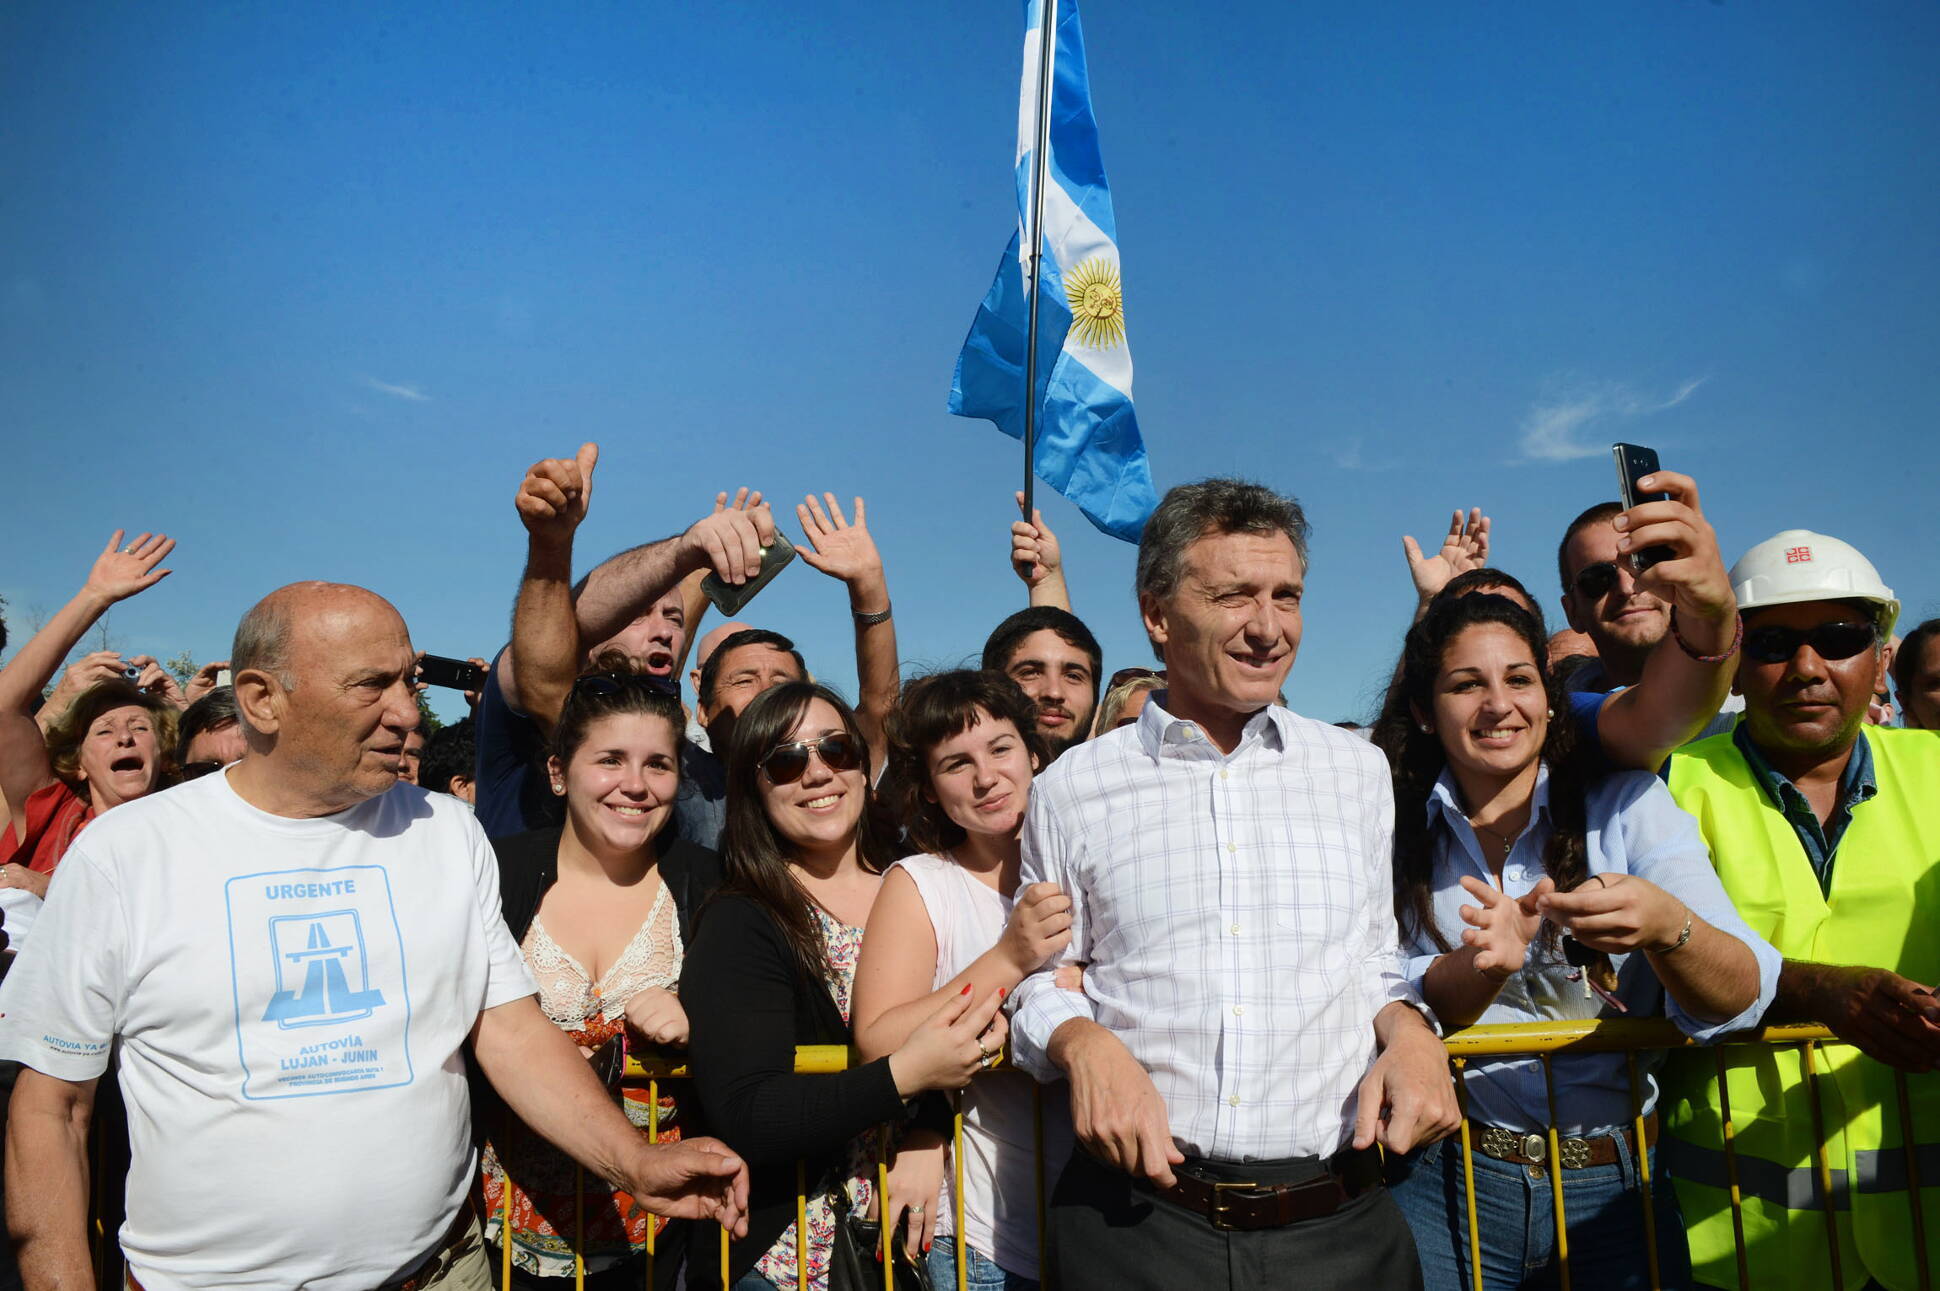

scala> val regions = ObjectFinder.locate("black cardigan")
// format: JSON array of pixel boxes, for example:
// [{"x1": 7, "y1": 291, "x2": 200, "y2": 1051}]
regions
[
  {"x1": 492, "y1": 825, "x2": 723, "y2": 945},
  {"x1": 678, "y1": 893, "x2": 907, "y2": 1286}
]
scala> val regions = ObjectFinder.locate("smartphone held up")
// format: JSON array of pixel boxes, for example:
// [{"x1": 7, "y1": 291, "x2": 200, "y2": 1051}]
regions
[{"x1": 1611, "y1": 442, "x2": 1676, "y2": 573}]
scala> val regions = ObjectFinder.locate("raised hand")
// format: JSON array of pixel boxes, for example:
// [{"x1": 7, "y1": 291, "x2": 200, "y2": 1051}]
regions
[
  {"x1": 681, "y1": 488, "x2": 777, "y2": 584},
  {"x1": 1616, "y1": 472, "x2": 1736, "y2": 637},
  {"x1": 1403, "y1": 508, "x2": 1490, "y2": 604},
  {"x1": 1000, "y1": 882, "x2": 1073, "y2": 977},
  {"x1": 85, "y1": 531, "x2": 175, "y2": 605},
  {"x1": 889, "y1": 983, "x2": 1008, "y2": 1094},
  {"x1": 796, "y1": 494, "x2": 884, "y2": 588},
  {"x1": 125, "y1": 654, "x2": 187, "y2": 710},
  {"x1": 1457, "y1": 875, "x2": 1553, "y2": 980},
  {"x1": 185, "y1": 660, "x2": 230, "y2": 705},
  {"x1": 1011, "y1": 491, "x2": 1064, "y2": 587},
  {"x1": 515, "y1": 443, "x2": 600, "y2": 546},
  {"x1": 43, "y1": 651, "x2": 129, "y2": 717}
]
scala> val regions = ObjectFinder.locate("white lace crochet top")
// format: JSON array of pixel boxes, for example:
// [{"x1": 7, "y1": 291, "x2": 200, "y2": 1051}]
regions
[{"x1": 524, "y1": 882, "x2": 682, "y2": 1027}]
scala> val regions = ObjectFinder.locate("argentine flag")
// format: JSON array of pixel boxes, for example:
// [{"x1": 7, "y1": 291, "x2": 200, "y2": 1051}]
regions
[{"x1": 949, "y1": 0, "x2": 1158, "y2": 544}]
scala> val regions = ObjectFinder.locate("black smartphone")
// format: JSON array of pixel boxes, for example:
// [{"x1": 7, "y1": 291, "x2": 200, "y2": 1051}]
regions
[
  {"x1": 1610, "y1": 442, "x2": 1675, "y2": 571},
  {"x1": 701, "y1": 532, "x2": 797, "y2": 616},
  {"x1": 417, "y1": 654, "x2": 486, "y2": 691}
]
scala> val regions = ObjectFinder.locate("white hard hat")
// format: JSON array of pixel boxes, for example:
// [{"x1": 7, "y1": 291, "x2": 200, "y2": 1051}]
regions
[{"x1": 1730, "y1": 529, "x2": 1899, "y2": 637}]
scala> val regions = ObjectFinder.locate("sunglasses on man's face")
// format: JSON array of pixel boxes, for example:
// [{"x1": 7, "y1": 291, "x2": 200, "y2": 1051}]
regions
[
  {"x1": 1743, "y1": 621, "x2": 1877, "y2": 665},
  {"x1": 1570, "y1": 561, "x2": 1628, "y2": 600},
  {"x1": 760, "y1": 733, "x2": 864, "y2": 785}
]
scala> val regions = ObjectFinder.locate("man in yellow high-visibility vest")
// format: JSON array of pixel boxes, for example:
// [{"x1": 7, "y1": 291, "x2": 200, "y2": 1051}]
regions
[{"x1": 1662, "y1": 529, "x2": 1940, "y2": 1291}]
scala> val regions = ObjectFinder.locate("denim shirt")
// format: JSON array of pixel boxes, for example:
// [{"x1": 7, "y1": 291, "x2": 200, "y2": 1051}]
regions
[
  {"x1": 1401, "y1": 764, "x2": 1782, "y2": 1134},
  {"x1": 1733, "y1": 725, "x2": 1877, "y2": 897}
]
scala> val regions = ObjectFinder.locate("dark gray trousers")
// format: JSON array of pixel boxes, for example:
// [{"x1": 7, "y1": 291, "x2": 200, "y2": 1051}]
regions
[{"x1": 1048, "y1": 1147, "x2": 1424, "y2": 1290}]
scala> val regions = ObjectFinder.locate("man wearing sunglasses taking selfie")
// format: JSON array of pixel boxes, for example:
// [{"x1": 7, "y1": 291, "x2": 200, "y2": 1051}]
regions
[
  {"x1": 1553, "y1": 471, "x2": 1746, "y2": 771},
  {"x1": 1657, "y1": 530, "x2": 1940, "y2": 1291}
]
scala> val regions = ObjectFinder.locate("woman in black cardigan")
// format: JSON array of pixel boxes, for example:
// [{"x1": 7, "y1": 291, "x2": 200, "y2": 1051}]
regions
[
  {"x1": 482, "y1": 673, "x2": 722, "y2": 1291},
  {"x1": 680, "y1": 682, "x2": 1007, "y2": 1290}
]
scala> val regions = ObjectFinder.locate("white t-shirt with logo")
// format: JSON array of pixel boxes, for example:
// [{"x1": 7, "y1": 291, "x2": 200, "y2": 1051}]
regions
[{"x1": 0, "y1": 770, "x2": 536, "y2": 1290}]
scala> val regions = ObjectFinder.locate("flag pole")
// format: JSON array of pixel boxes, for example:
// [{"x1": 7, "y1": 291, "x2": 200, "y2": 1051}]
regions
[{"x1": 1020, "y1": 0, "x2": 1058, "y2": 531}]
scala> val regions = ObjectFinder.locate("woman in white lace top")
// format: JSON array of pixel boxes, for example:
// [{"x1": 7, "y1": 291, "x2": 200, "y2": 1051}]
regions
[{"x1": 482, "y1": 671, "x2": 723, "y2": 1291}]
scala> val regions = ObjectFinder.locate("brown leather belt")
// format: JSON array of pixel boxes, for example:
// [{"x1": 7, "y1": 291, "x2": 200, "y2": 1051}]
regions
[
  {"x1": 1473, "y1": 1113, "x2": 1658, "y2": 1170},
  {"x1": 1144, "y1": 1146, "x2": 1384, "y2": 1231},
  {"x1": 127, "y1": 1208, "x2": 476, "y2": 1291}
]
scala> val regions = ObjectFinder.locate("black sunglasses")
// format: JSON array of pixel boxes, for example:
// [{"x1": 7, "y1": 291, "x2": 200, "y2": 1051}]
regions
[
  {"x1": 1743, "y1": 621, "x2": 1877, "y2": 665},
  {"x1": 760, "y1": 733, "x2": 864, "y2": 785},
  {"x1": 572, "y1": 670, "x2": 678, "y2": 701},
  {"x1": 1571, "y1": 561, "x2": 1626, "y2": 600}
]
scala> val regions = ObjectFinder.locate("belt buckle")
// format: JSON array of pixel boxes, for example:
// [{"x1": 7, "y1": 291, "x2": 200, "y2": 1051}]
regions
[
  {"x1": 1210, "y1": 1180, "x2": 1262, "y2": 1231},
  {"x1": 1518, "y1": 1133, "x2": 1547, "y2": 1164}
]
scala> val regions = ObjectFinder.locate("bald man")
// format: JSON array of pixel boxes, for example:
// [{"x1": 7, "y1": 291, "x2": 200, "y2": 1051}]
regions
[{"x1": 0, "y1": 583, "x2": 748, "y2": 1291}]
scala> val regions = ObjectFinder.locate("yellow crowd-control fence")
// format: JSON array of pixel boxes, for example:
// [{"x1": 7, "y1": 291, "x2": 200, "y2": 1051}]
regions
[{"x1": 82, "y1": 1021, "x2": 1934, "y2": 1291}]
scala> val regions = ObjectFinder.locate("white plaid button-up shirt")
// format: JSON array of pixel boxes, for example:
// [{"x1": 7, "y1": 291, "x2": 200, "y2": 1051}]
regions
[{"x1": 1008, "y1": 695, "x2": 1421, "y2": 1163}]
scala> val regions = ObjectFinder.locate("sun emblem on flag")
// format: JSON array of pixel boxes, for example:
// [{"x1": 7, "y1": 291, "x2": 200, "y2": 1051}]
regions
[{"x1": 1064, "y1": 256, "x2": 1126, "y2": 350}]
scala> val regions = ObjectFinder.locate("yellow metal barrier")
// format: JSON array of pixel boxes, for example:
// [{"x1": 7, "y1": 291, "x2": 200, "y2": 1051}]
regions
[{"x1": 79, "y1": 1021, "x2": 1934, "y2": 1291}]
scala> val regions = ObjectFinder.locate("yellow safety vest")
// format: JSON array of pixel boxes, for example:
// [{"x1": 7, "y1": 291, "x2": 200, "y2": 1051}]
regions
[{"x1": 1663, "y1": 727, "x2": 1940, "y2": 1291}]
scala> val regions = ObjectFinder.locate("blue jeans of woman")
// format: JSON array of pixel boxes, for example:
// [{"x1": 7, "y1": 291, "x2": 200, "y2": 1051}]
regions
[
  {"x1": 924, "y1": 1235, "x2": 1040, "y2": 1291},
  {"x1": 1388, "y1": 1135, "x2": 1692, "y2": 1290}
]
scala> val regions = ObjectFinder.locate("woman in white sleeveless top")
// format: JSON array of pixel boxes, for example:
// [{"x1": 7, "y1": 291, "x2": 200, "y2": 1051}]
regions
[{"x1": 853, "y1": 670, "x2": 1077, "y2": 1291}]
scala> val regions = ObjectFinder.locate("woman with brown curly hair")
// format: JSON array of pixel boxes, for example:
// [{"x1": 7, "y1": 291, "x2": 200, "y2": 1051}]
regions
[
  {"x1": 851, "y1": 669, "x2": 1075, "y2": 1290},
  {"x1": 1372, "y1": 591, "x2": 1775, "y2": 1291},
  {"x1": 0, "y1": 532, "x2": 180, "y2": 895}
]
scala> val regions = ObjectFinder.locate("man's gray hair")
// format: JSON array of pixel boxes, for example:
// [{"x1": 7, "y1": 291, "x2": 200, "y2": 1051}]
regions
[
  {"x1": 232, "y1": 597, "x2": 297, "y2": 694},
  {"x1": 1135, "y1": 478, "x2": 1311, "y2": 603}
]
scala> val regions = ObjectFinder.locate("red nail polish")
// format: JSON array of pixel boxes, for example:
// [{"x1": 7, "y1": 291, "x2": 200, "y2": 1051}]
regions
[
  {"x1": 997, "y1": 987, "x2": 1007, "y2": 1000},
  {"x1": 961, "y1": 983, "x2": 973, "y2": 995}
]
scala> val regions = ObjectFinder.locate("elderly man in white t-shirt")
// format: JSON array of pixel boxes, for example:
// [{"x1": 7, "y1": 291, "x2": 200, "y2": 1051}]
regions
[{"x1": 0, "y1": 581, "x2": 748, "y2": 1291}]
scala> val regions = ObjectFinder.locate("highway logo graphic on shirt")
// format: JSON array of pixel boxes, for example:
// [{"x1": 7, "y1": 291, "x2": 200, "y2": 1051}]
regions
[{"x1": 225, "y1": 866, "x2": 415, "y2": 1099}]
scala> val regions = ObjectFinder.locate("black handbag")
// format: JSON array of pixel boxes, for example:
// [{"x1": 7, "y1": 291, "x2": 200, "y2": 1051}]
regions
[{"x1": 826, "y1": 1181, "x2": 933, "y2": 1291}]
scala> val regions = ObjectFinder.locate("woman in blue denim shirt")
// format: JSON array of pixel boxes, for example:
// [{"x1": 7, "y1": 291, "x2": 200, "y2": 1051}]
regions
[{"x1": 1372, "y1": 594, "x2": 1780, "y2": 1291}]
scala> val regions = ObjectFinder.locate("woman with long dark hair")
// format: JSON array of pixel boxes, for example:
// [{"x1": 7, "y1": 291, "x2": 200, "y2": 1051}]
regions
[
  {"x1": 482, "y1": 670, "x2": 719, "y2": 1289},
  {"x1": 1372, "y1": 593, "x2": 1776, "y2": 1291},
  {"x1": 681, "y1": 681, "x2": 1006, "y2": 1291}
]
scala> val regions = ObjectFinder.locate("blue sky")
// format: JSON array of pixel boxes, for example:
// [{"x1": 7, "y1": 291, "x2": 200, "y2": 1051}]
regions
[{"x1": 4, "y1": 0, "x2": 1936, "y2": 725}]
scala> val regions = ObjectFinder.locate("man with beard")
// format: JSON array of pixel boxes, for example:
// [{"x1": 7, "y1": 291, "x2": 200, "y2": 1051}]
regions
[
  {"x1": 1659, "y1": 530, "x2": 1940, "y2": 1291},
  {"x1": 981, "y1": 607, "x2": 1102, "y2": 763}
]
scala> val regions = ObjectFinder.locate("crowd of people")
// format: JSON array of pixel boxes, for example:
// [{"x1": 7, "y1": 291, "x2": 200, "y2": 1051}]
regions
[{"x1": 0, "y1": 445, "x2": 1936, "y2": 1291}]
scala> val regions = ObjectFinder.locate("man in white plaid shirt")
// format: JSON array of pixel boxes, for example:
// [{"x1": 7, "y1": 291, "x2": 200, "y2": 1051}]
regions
[{"x1": 1008, "y1": 478, "x2": 1460, "y2": 1287}]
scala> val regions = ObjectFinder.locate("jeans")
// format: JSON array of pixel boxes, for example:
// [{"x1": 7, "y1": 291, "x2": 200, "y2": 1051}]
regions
[
  {"x1": 925, "y1": 1235, "x2": 1039, "y2": 1290},
  {"x1": 1388, "y1": 1135, "x2": 1693, "y2": 1291},
  {"x1": 732, "y1": 1274, "x2": 782, "y2": 1291}
]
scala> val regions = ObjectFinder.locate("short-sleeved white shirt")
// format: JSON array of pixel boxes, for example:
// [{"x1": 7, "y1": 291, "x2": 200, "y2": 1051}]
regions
[{"x1": 0, "y1": 769, "x2": 535, "y2": 1291}]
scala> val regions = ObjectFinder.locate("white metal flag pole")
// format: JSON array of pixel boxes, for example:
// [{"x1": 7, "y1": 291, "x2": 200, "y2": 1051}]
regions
[{"x1": 1020, "y1": 0, "x2": 1058, "y2": 537}]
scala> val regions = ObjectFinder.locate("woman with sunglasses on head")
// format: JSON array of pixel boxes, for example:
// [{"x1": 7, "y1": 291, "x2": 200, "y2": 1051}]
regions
[
  {"x1": 1372, "y1": 592, "x2": 1779, "y2": 1291},
  {"x1": 849, "y1": 670, "x2": 1075, "y2": 1290},
  {"x1": 681, "y1": 681, "x2": 1007, "y2": 1291},
  {"x1": 482, "y1": 664, "x2": 721, "y2": 1289}
]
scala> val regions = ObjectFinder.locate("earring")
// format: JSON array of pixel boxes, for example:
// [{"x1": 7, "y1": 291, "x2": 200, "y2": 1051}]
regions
[
  {"x1": 550, "y1": 780, "x2": 564, "y2": 795},
  {"x1": 1418, "y1": 723, "x2": 1433, "y2": 734},
  {"x1": 1546, "y1": 709, "x2": 1555, "y2": 719}
]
